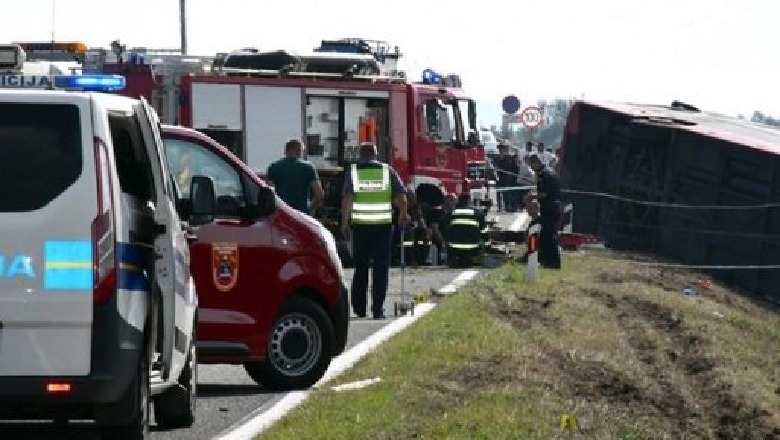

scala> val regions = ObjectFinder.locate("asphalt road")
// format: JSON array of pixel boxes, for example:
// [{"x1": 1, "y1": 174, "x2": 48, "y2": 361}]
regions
[{"x1": 0, "y1": 211, "x2": 523, "y2": 440}]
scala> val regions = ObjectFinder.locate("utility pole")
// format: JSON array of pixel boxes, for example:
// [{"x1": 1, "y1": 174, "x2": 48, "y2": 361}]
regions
[{"x1": 179, "y1": 0, "x2": 187, "y2": 55}]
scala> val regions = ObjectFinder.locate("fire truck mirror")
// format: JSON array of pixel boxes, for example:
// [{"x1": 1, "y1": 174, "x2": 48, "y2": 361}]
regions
[
  {"x1": 468, "y1": 99, "x2": 477, "y2": 130},
  {"x1": 467, "y1": 130, "x2": 480, "y2": 146}
]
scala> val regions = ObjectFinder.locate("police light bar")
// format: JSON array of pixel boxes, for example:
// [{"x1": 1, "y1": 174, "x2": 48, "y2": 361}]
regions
[
  {"x1": 55, "y1": 74, "x2": 126, "y2": 91},
  {"x1": 0, "y1": 74, "x2": 126, "y2": 92}
]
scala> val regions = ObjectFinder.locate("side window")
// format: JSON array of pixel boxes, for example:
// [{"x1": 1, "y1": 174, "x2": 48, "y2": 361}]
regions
[
  {"x1": 109, "y1": 116, "x2": 155, "y2": 203},
  {"x1": 163, "y1": 137, "x2": 245, "y2": 218},
  {"x1": 423, "y1": 98, "x2": 457, "y2": 144}
]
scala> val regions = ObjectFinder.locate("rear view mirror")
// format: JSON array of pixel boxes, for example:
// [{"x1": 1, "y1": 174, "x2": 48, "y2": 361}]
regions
[
  {"x1": 189, "y1": 175, "x2": 216, "y2": 226},
  {"x1": 252, "y1": 185, "x2": 277, "y2": 218},
  {"x1": 468, "y1": 99, "x2": 477, "y2": 129}
]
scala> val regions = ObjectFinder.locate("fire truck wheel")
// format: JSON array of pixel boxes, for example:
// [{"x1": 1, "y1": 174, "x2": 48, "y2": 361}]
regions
[{"x1": 244, "y1": 296, "x2": 335, "y2": 390}]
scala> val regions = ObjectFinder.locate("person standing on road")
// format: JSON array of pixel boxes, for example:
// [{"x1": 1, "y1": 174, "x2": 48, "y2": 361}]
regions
[
  {"x1": 266, "y1": 138, "x2": 324, "y2": 216},
  {"x1": 525, "y1": 153, "x2": 562, "y2": 269},
  {"x1": 341, "y1": 143, "x2": 409, "y2": 319},
  {"x1": 445, "y1": 194, "x2": 486, "y2": 267},
  {"x1": 516, "y1": 148, "x2": 536, "y2": 204},
  {"x1": 493, "y1": 143, "x2": 519, "y2": 212}
]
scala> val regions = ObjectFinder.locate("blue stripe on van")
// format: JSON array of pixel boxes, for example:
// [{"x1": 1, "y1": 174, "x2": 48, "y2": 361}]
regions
[
  {"x1": 43, "y1": 240, "x2": 92, "y2": 290},
  {"x1": 116, "y1": 242, "x2": 152, "y2": 292}
]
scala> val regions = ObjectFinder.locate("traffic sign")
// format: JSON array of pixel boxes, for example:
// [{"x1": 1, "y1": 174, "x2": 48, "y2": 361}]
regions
[
  {"x1": 502, "y1": 95, "x2": 521, "y2": 114},
  {"x1": 520, "y1": 106, "x2": 543, "y2": 128}
]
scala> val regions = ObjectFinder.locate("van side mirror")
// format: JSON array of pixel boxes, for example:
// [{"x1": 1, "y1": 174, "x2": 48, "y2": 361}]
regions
[
  {"x1": 189, "y1": 175, "x2": 216, "y2": 226},
  {"x1": 250, "y1": 185, "x2": 276, "y2": 218}
]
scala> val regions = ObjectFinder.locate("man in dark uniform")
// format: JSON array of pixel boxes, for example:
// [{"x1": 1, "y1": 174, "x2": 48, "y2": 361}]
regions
[
  {"x1": 445, "y1": 194, "x2": 486, "y2": 267},
  {"x1": 525, "y1": 153, "x2": 562, "y2": 269},
  {"x1": 341, "y1": 143, "x2": 409, "y2": 319},
  {"x1": 493, "y1": 143, "x2": 519, "y2": 212}
]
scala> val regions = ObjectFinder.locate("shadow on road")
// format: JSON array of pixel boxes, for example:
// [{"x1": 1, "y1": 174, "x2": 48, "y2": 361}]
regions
[
  {"x1": 197, "y1": 383, "x2": 274, "y2": 398},
  {"x1": 0, "y1": 422, "x2": 100, "y2": 440}
]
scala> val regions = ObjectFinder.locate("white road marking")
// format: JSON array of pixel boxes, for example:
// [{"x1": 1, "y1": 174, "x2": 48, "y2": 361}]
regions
[
  {"x1": 215, "y1": 269, "x2": 479, "y2": 440},
  {"x1": 330, "y1": 377, "x2": 382, "y2": 392},
  {"x1": 509, "y1": 211, "x2": 530, "y2": 232},
  {"x1": 436, "y1": 269, "x2": 480, "y2": 295}
]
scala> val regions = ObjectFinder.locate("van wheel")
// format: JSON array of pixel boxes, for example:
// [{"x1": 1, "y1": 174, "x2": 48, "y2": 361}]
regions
[
  {"x1": 98, "y1": 353, "x2": 149, "y2": 440},
  {"x1": 244, "y1": 296, "x2": 334, "y2": 390},
  {"x1": 154, "y1": 332, "x2": 197, "y2": 428}
]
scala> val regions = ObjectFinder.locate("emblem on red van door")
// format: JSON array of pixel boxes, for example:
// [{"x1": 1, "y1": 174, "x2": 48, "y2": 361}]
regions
[{"x1": 212, "y1": 242, "x2": 239, "y2": 292}]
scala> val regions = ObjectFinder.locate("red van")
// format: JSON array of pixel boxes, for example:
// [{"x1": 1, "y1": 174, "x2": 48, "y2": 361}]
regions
[{"x1": 160, "y1": 125, "x2": 349, "y2": 390}]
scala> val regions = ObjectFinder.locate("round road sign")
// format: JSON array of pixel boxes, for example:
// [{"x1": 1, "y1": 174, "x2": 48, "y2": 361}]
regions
[
  {"x1": 521, "y1": 106, "x2": 543, "y2": 128},
  {"x1": 502, "y1": 95, "x2": 521, "y2": 114}
]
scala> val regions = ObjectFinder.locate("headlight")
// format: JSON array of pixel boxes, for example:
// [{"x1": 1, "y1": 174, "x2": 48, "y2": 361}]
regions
[{"x1": 318, "y1": 224, "x2": 345, "y2": 280}]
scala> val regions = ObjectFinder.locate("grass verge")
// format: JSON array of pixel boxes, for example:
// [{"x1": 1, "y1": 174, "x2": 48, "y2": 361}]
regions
[{"x1": 261, "y1": 250, "x2": 780, "y2": 439}]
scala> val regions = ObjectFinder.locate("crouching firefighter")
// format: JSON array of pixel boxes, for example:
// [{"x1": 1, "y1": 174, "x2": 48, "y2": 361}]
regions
[{"x1": 446, "y1": 194, "x2": 486, "y2": 267}]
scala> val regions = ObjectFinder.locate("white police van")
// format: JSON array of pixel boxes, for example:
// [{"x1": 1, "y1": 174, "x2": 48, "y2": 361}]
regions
[{"x1": 0, "y1": 44, "x2": 208, "y2": 438}]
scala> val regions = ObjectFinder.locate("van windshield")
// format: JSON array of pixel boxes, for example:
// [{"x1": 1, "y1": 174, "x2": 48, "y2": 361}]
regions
[{"x1": 0, "y1": 103, "x2": 82, "y2": 212}]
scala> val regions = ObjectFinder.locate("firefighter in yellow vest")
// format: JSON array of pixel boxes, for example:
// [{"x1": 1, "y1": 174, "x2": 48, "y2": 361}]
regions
[
  {"x1": 445, "y1": 194, "x2": 486, "y2": 267},
  {"x1": 341, "y1": 143, "x2": 409, "y2": 319}
]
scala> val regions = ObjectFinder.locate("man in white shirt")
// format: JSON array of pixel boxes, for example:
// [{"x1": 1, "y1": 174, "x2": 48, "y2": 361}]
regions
[
  {"x1": 517, "y1": 142, "x2": 537, "y2": 203},
  {"x1": 537, "y1": 142, "x2": 558, "y2": 169}
]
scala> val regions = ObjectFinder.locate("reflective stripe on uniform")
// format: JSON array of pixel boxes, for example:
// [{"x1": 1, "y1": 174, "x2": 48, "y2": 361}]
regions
[
  {"x1": 450, "y1": 218, "x2": 480, "y2": 227},
  {"x1": 452, "y1": 208, "x2": 476, "y2": 216},
  {"x1": 353, "y1": 212, "x2": 392, "y2": 222},
  {"x1": 448, "y1": 243, "x2": 481, "y2": 249},
  {"x1": 353, "y1": 202, "x2": 392, "y2": 211}
]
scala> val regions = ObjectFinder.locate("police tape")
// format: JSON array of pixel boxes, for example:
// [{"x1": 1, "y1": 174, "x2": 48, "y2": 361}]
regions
[
  {"x1": 608, "y1": 261, "x2": 780, "y2": 270},
  {"x1": 573, "y1": 216, "x2": 780, "y2": 241},
  {"x1": 489, "y1": 185, "x2": 780, "y2": 210}
]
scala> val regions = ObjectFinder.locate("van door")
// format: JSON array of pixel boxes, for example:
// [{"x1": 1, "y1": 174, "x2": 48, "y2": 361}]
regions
[
  {"x1": 0, "y1": 96, "x2": 95, "y2": 377},
  {"x1": 162, "y1": 133, "x2": 279, "y2": 349},
  {"x1": 135, "y1": 99, "x2": 190, "y2": 379}
]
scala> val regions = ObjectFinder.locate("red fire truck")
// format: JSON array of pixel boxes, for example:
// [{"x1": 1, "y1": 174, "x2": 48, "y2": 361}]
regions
[{"x1": 86, "y1": 38, "x2": 488, "y2": 217}]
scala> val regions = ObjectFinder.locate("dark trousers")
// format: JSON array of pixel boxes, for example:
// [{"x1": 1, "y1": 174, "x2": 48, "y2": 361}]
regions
[
  {"x1": 351, "y1": 224, "x2": 392, "y2": 317},
  {"x1": 539, "y1": 219, "x2": 561, "y2": 269}
]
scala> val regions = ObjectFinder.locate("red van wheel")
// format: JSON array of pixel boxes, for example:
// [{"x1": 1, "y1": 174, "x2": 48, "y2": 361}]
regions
[{"x1": 244, "y1": 296, "x2": 335, "y2": 390}]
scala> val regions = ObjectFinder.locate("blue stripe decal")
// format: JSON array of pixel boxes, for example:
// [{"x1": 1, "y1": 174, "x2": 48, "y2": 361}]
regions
[
  {"x1": 116, "y1": 243, "x2": 152, "y2": 292},
  {"x1": 44, "y1": 241, "x2": 92, "y2": 290}
]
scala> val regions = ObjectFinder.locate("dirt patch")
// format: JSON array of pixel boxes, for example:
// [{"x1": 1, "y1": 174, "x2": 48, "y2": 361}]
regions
[
  {"x1": 584, "y1": 285, "x2": 777, "y2": 438},
  {"x1": 491, "y1": 294, "x2": 558, "y2": 330},
  {"x1": 435, "y1": 353, "x2": 518, "y2": 395},
  {"x1": 548, "y1": 351, "x2": 642, "y2": 404}
]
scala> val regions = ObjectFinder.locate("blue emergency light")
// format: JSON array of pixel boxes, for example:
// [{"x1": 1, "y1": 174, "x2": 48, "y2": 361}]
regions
[
  {"x1": 54, "y1": 74, "x2": 126, "y2": 92},
  {"x1": 422, "y1": 68, "x2": 442, "y2": 85}
]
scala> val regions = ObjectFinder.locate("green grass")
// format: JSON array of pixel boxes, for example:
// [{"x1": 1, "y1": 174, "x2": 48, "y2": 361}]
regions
[{"x1": 260, "y1": 251, "x2": 780, "y2": 440}]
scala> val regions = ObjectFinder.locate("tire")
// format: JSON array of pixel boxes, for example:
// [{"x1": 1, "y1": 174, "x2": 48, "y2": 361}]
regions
[
  {"x1": 154, "y1": 332, "x2": 197, "y2": 429},
  {"x1": 98, "y1": 353, "x2": 150, "y2": 440},
  {"x1": 244, "y1": 296, "x2": 335, "y2": 390}
]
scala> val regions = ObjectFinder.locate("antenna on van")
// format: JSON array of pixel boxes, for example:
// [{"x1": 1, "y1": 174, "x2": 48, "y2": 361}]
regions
[{"x1": 49, "y1": 0, "x2": 56, "y2": 74}]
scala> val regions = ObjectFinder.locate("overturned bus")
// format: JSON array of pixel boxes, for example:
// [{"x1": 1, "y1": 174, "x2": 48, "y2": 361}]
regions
[{"x1": 558, "y1": 100, "x2": 780, "y2": 303}]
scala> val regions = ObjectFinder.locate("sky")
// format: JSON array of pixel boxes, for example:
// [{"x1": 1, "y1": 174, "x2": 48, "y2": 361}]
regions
[{"x1": 1, "y1": 0, "x2": 777, "y2": 126}]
